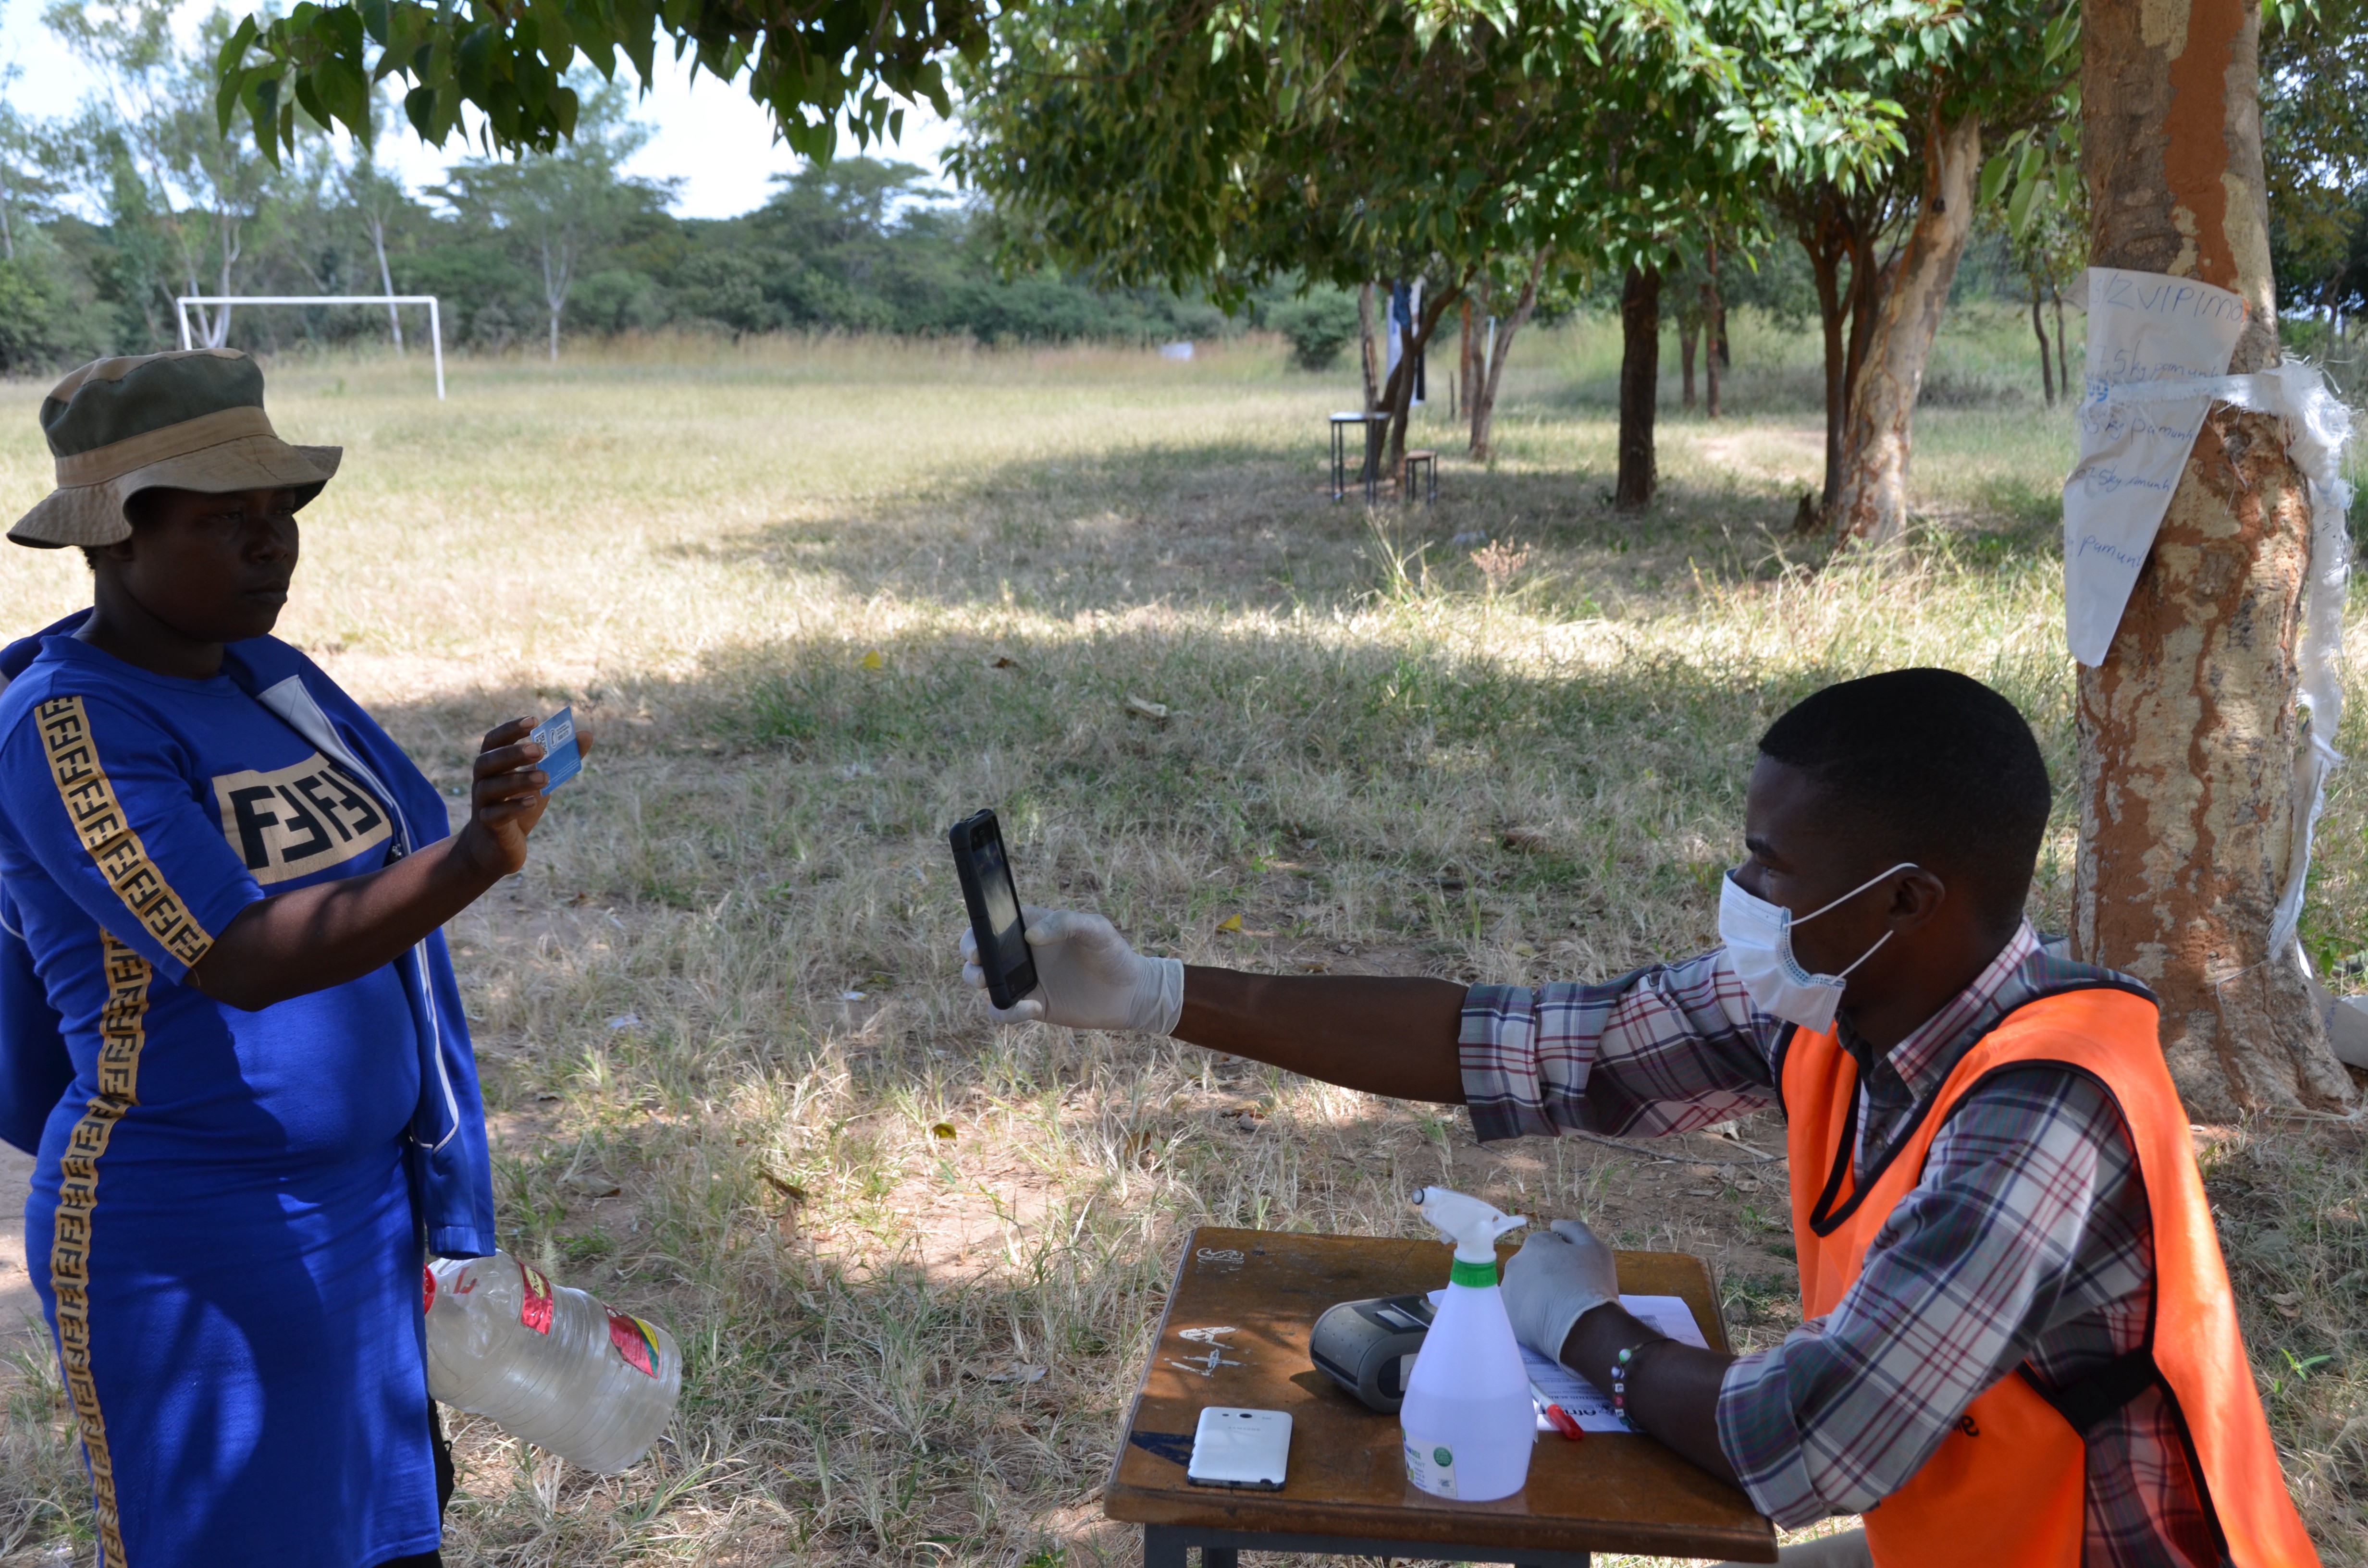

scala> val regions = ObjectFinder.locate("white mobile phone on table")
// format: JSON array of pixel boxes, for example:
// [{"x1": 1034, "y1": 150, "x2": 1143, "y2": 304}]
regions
[{"x1": 1187, "y1": 1406, "x2": 1291, "y2": 1490}]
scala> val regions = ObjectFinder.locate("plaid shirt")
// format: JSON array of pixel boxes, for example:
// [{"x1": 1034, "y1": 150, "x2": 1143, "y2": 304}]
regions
[{"x1": 1461, "y1": 929, "x2": 2223, "y2": 1568}]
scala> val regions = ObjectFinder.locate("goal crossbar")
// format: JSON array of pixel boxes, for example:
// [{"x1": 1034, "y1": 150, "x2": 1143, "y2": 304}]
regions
[{"x1": 175, "y1": 295, "x2": 446, "y2": 400}]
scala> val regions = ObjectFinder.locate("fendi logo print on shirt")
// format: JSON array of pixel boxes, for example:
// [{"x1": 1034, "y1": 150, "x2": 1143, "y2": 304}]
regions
[{"x1": 210, "y1": 754, "x2": 392, "y2": 885}]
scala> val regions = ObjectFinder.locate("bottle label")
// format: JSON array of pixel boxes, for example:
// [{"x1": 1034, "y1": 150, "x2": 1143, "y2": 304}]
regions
[
  {"x1": 518, "y1": 1262, "x2": 555, "y2": 1335},
  {"x1": 607, "y1": 1309, "x2": 662, "y2": 1377},
  {"x1": 1405, "y1": 1436, "x2": 1457, "y2": 1498}
]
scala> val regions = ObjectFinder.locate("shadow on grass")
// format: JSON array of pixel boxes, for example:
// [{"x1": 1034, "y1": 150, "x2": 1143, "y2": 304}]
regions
[
  {"x1": 652, "y1": 407, "x2": 2070, "y2": 633},
  {"x1": 374, "y1": 607, "x2": 2084, "y2": 964},
  {"x1": 658, "y1": 429, "x2": 1866, "y2": 624}
]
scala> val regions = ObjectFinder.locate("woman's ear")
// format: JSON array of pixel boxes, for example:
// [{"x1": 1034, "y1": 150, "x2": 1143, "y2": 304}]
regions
[{"x1": 87, "y1": 536, "x2": 139, "y2": 572}]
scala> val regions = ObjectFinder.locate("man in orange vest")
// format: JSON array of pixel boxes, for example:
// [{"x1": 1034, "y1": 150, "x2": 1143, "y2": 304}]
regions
[{"x1": 958, "y1": 668, "x2": 2318, "y2": 1567}]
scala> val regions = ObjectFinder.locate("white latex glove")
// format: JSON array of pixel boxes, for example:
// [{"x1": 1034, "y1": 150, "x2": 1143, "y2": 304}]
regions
[
  {"x1": 958, "y1": 906, "x2": 1184, "y2": 1033},
  {"x1": 1501, "y1": 1217, "x2": 1620, "y2": 1360}
]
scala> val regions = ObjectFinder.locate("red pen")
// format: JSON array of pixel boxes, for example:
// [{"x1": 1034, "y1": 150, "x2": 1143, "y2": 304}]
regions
[{"x1": 1530, "y1": 1380, "x2": 1586, "y2": 1441}]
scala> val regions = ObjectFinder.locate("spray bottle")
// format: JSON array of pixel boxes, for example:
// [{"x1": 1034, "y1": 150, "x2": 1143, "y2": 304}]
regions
[{"x1": 1398, "y1": 1186, "x2": 1535, "y2": 1501}]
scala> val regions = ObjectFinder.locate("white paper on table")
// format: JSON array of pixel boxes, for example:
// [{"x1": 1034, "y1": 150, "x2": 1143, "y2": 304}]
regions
[
  {"x1": 1426, "y1": 1291, "x2": 1710, "y2": 1432},
  {"x1": 2062, "y1": 268, "x2": 2252, "y2": 666}
]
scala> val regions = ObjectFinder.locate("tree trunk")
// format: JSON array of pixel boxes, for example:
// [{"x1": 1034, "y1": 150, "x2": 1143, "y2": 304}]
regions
[
  {"x1": 1616, "y1": 264, "x2": 1661, "y2": 511},
  {"x1": 2072, "y1": 0, "x2": 2354, "y2": 1115},
  {"x1": 1379, "y1": 282, "x2": 1457, "y2": 477},
  {"x1": 2050, "y1": 286, "x2": 2070, "y2": 404},
  {"x1": 211, "y1": 219, "x2": 245, "y2": 349},
  {"x1": 1358, "y1": 282, "x2": 1382, "y2": 412},
  {"x1": 1804, "y1": 212, "x2": 1850, "y2": 514},
  {"x1": 1471, "y1": 253, "x2": 1544, "y2": 462},
  {"x1": 1704, "y1": 242, "x2": 1723, "y2": 419},
  {"x1": 1451, "y1": 298, "x2": 1469, "y2": 421},
  {"x1": 1844, "y1": 223, "x2": 1880, "y2": 420},
  {"x1": 1458, "y1": 276, "x2": 1478, "y2": 457},
  {"x1": 1679, "y1": 313, "x2": 1699, "y2": 412},
  {"x1": 543, "y1": 237, "x2": 569, "y2": 363},
  {"x1": 2031, "y1": 286, "x2": 2057, "y2": 405},
  {"x1": 368, "y1": 214, "x2": 404, "y2": 353},
  {"x1": 1832, "y1": 113, "x2": 1982, "y2": 546}
]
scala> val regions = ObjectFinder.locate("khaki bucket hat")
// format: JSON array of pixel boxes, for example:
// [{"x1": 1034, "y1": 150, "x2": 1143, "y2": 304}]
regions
[{"x1": 9, "y1": 348, "x2": 342, "y2": 549}]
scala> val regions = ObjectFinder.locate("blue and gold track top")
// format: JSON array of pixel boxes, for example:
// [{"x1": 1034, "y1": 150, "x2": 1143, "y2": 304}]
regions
[{"x1": 0, "y1": 616, "x2": 495, "y2": 1568}]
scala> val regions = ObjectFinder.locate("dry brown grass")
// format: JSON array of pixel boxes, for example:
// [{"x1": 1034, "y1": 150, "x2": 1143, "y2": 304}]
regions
[{"x1": 0, "y1": 321, "x2": 2360, "y2": 1566}]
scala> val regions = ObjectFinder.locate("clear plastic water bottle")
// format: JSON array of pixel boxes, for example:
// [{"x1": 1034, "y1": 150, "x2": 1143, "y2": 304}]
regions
[{"x1": 424, "y1": 1250, "x2": 682, "y2": 1473}]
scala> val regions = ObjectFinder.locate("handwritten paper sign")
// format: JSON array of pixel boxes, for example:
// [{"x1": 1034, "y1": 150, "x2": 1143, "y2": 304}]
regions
[{"x1": 2063, "y1": 269, "x2": 2251, "y2": 666}]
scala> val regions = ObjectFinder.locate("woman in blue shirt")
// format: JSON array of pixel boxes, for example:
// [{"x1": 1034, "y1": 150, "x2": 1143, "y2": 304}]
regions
[{"x1": 0, "y1": 349, "x2": 547, "y2": 1567}]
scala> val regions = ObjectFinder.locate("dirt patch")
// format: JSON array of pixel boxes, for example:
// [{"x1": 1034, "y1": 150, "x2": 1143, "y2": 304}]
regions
[
  {"x1": 1691, "y1": 421, "x2": 1828, "y2": 489},
  {"x1": 798, "y1": 1139, "x2": 1071, "y2": 1282}
]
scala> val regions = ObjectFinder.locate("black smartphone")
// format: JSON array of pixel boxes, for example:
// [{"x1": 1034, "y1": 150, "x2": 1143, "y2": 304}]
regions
[{"x1": 949, "y1": 808, "x2": 1038, "y2": 1010}]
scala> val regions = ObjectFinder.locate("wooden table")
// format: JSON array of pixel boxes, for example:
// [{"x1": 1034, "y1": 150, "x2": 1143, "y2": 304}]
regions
[{"x1": 1106, "y1": 1226, "x2": 1776, "y2": 1567}]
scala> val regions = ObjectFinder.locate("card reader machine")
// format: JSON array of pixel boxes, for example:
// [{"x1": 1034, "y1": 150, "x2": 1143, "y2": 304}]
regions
[{"x1": 1308, "y1": 1292, "x2": 1436, "y2": 1413}]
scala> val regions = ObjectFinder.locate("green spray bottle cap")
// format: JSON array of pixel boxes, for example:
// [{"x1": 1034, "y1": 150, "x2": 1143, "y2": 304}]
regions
[{"x1": 1410, "y1": 1187, "x2": 1528, "y2": 1288}]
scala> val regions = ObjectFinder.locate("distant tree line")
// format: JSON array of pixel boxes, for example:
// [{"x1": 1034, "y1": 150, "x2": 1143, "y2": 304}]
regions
[
  {"x1": 0, "y1": 0, "x2": 2106, "y2": 395},
  {"x1": 0, "y1": 4, "x2": 1246, "y2": 374}
]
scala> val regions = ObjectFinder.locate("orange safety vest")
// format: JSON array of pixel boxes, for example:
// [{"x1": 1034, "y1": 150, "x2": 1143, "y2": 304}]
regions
[{"x1": 1779, "y1": 983, "x2": 2319, "y2": 1568}]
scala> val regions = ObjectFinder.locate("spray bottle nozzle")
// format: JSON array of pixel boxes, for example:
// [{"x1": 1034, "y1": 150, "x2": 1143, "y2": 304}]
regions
[{"x1": 1409, "y1": 1186, "x2": 1528, "y2": 1267}]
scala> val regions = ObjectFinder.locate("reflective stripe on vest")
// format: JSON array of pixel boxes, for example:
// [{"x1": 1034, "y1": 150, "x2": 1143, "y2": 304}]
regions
[{"x1": 1779, "y1": 985, "x2": 2320, "y2": 1568}]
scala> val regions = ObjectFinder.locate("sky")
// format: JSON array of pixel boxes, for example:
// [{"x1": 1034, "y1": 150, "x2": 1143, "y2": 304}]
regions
[{"x1": 0, "y1": 0, "x2": 960, "y2": 220}]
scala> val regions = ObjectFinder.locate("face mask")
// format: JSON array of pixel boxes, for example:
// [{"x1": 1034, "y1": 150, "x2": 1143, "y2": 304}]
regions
[{"x1": 1718, "y1": 862, "x2": 1917, "y2": 1033}]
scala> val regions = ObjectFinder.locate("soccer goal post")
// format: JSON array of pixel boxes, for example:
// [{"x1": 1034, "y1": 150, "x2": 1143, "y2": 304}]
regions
[{"x1": 174, "y1": 295, "x2": 446, "y2": 400}]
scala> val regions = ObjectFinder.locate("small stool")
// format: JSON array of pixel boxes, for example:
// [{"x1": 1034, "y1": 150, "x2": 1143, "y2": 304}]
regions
[{"x1": 1401, "y1": 449, "x2": 1437, "y2": 504}]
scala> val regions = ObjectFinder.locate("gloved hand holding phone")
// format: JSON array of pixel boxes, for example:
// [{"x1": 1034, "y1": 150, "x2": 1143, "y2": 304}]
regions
[{"x1": 958, "y1": 907, "x2": 1184, "y2": 1033}]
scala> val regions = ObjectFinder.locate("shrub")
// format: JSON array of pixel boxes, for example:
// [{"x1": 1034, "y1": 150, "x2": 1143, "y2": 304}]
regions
[{"x1": 1268, "y1": 287, "x2": 1361, "y2": 371}]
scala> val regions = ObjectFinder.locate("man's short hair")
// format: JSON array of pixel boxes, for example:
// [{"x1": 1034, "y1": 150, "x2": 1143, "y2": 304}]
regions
[{"x1": 1757, "y1": 668, "x2": 2053, "y2": 932}]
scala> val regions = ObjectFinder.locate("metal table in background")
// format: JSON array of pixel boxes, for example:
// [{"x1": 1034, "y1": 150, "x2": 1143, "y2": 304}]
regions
[
  {"x1": 1106, "y1": 1226, "x2": 1776, "y2": 1568},
  {"x1": 1330, "y1": 411, "x2": 1387, "y2": 504}
]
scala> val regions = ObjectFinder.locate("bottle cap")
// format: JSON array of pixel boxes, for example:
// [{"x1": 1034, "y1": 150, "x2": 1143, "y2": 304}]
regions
[{"x1": 1409, "y1": 1186, "x2": 1528, "y2": 1270}]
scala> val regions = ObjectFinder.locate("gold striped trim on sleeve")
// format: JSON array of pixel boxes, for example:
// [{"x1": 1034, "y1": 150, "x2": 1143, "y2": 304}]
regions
[
  {"x1": 35, "y1": 696, "x2": 213, "y2": 968},
  {"x1": 49, "y1": 932, "x2": 151, "y2": 1568}
]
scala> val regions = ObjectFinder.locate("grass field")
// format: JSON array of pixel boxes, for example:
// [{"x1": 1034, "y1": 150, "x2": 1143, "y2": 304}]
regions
[{"x1": 0, "y1": 306, "x2": 2362, "y2": 1567}]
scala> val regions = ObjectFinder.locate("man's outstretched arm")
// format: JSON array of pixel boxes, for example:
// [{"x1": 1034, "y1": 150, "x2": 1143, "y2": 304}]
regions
[
  {"x1": 960, "y1": 907, "x2": 1781, "y2": 1135},
  {"x1": 959, "y1": 907, "x2": 1468, "y2": 1102},
  {"x1": 1177, "y1": 967, "x2": 1468, "y2": 1104}
]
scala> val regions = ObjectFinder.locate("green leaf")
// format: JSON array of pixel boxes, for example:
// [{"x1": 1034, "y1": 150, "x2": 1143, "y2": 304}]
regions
[
  {"x1": 216, "y1": 67, "x2": 246, "y2": 139},
  {"x1": 404, "y1": 83, "x2": 437, "y2": 141},
  {"x1": 216, "y1": 13, "x2": 260, "y2": 75},
  {"x1": 1978, "y1": 148, "x2": 2015, "y2": 209},
  {"x1": 2006, "y1": 171, "x2": 2043, "y2": 235},
  {"x1": 455, "y1": 23, "x2": 497, "y2": 98},
  {"x1": 293, "y1": 72, "x2": 328, "y2": 129}
]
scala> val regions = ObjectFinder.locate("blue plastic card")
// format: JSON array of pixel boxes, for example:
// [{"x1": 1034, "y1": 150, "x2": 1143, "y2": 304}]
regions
[{"x1": 532, "y1": 707, "x2": 582, "y2": 795}]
